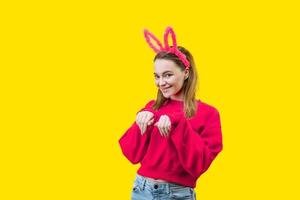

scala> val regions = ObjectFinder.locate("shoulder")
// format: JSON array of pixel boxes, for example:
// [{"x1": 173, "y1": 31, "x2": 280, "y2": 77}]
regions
[
  {"x1": 196, "y1": 100, "x2": 221, "y2": 127},
  {"x1": 144, "y1": 99, "x2": 155, "y2": 108},
  {"x1": 144, "y1": 99, "x2": 156, "y2": 108},
  {"x1": 197, "y1": 99, "x2": 220, "y2": 116}
]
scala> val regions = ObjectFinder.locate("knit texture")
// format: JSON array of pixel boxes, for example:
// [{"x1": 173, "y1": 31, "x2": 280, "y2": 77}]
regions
[{"x1": 118, "y1": 99, "x2": 223, "y2": 188}]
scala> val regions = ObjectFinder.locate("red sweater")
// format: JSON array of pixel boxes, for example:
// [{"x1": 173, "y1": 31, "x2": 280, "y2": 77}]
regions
[{"x1": 118, "y1": 99, "x2": 223, "y2": 188}]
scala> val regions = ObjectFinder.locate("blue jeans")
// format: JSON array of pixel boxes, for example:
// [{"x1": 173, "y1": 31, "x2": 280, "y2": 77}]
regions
[{"x1": 131, "y1": 174, "x2": 196, "y2": 200}]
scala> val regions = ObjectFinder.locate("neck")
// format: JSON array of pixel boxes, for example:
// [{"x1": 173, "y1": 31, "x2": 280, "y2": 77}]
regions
[{"x1": 170, "y1": 93, "x2": 184, "y2": 101}]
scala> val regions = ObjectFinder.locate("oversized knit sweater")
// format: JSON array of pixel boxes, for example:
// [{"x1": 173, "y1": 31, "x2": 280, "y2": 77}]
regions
[{"x1": 118, "y1": 98, "x2": 223, "y2": 188}]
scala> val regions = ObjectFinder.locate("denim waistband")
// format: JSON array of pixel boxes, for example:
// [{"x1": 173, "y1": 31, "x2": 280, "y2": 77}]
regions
[{"x1": 135, "y1": 173, "x2": 192, "y2": 192}]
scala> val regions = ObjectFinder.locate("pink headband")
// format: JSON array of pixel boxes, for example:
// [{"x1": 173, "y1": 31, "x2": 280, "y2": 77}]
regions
[{"x1": 143, "y1": 26, "x2": 190, "y2": 70}]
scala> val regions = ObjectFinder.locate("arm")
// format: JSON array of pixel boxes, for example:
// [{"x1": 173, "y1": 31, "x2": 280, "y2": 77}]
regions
[
  {"x1": 118, "y1": 100, "x2": 157, "y2": 164},
  {"x1": 169, "y1": 108, "x2": 223, "y2": 178}
]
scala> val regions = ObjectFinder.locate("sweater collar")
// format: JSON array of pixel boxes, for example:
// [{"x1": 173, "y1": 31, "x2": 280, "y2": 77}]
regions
[
  {"x1": 167, "y1": 98, "x2": 202, "y2": 104},
  {"x1": 168, "y1": 98, "x2": 184, "y2": 104}
]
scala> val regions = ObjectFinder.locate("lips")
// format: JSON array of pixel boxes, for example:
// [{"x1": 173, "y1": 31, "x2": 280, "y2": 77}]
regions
[{"x1": 161, "y1": 86, "x2": 171, "y2": 92}]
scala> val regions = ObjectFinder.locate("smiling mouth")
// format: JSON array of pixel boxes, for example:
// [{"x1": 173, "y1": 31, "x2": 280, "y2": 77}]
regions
[{"x1": 161, "y1": 86, "x2": 171, "y2": 92}]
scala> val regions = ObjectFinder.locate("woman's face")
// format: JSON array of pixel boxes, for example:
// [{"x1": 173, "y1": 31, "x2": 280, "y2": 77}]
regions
[{"x1": 154, "y1": 59, "x2": 189, "y2": 100}]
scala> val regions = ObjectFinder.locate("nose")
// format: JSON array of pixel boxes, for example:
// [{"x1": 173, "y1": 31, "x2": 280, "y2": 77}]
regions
[{"x1": 158, "y1": 78, "x2": 166, "y2": 86}]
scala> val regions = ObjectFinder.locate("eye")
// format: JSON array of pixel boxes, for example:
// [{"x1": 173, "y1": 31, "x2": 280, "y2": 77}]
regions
[{"x1": 165, "y1": 74, "x2": 172, "y2": 78}]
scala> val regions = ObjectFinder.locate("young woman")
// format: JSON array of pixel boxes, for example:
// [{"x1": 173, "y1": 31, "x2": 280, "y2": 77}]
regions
[{"x1": 119, "y1": 27, "x2": 223, "y2": 200}]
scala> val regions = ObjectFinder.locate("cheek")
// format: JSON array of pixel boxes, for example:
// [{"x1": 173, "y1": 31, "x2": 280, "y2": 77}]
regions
[
  {"x1": 172, "y1": 79, "x2": 184, "y2": 90},
  {"x1": 167, "y1": 77, "x2": 177, "y2": 85}
]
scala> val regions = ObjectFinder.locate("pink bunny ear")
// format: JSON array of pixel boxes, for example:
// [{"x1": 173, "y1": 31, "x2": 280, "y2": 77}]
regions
[
  {"x1": 163, "y1": 26, "x2": 177, "y2": 50},
  {"x1": 143, "y1": 29, "x2": 163, "y2": 53},
  {"x1": 143, "y1": 26, "x2": 191, "y2": 69},
  {"x1": 164, "y1": 26, "x2": 191, "y2": 69}
]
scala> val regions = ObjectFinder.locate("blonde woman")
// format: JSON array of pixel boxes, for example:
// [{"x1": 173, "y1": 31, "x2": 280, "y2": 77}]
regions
[{"x1": 119, "y1": 27, "x2": 223, "y2": 200}]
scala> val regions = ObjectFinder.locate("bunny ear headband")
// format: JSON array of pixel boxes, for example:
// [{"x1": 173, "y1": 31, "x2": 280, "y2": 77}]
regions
[{"x1": 143, "y1": 26, "x2": 190, "y2": 70}]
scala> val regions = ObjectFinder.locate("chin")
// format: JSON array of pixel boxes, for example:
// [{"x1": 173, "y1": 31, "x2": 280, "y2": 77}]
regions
[{"x1": 162, "y1": 92, "x2": 173, "y2": 98}]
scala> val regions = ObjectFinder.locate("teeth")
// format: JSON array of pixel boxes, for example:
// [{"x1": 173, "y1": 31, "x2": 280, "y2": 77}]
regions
[{"x1": 162, "y1": 87, "x2": 170, "y2": 92}]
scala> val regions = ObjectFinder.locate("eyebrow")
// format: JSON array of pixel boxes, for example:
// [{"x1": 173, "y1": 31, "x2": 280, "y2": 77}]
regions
[{"x1": 154, "y1": 71, "x2": 173, "y2": 76}]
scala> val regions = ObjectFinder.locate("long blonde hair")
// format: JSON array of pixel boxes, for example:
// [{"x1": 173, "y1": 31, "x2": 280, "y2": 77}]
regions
[{"x1": 151, "y1": 46, "x2": 199, "y2": 119}]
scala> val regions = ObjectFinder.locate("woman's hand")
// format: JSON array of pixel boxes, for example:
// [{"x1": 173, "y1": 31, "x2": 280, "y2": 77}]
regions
[
  {"x1": 136, "y1": 111, "x2": 155, "y2": 135},
  {"x1": 154, "y1": 115, "x2": 171, "y2": 137}
]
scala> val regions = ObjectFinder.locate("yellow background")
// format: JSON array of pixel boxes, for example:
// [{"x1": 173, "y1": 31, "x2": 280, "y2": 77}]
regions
[{"x1": 1, "y1": 0, "x2": 299, "y2": 199}]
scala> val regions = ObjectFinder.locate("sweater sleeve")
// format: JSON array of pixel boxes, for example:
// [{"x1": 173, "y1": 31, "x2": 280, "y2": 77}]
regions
[
  {"x1": 118, "y1": 100, "x2": 157, "y2": 164},
  {"x1": 169, "y1": 108, "x2": 223, "y2": 179}
]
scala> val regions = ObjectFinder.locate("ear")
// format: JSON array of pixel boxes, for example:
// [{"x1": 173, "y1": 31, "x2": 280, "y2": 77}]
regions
[
  {"x1": 184, "y1": 70, "x2": 189, "y2": 80},
  {"x1": 163, "y1": 26, "x2": 177, "y2": 50},
  {"x1": 144, "y1": 29, "x2": 164, "y2": 53}
]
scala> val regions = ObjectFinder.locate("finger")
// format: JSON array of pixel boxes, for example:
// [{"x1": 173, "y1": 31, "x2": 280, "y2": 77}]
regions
[
  {"x1": 146, "y1": 111, "x2": 154, "y2": 119},
  {"x1": 165, "y1": 127, "x2": 170, "y2": 137},
  {"x1": 166, "y1": 115, "x2": 171, "y2": 126},
  {"x1": 141, "y1": 113, "x2": 147, "y2": 134},
  {"x1": 142, "y1": 126, "x2": 146, "y2": 135},
  {"x1": 136, "y1": 112, "x2": 141, "y2": 124},
  {"x1": 158, "y1": 127, "x2": 165, "y2": 137},
  {"x1": 145, "y1": 113, "x2": 154, "y2": 126},
  {"x1": 160, "y1": 124, "x2": 166, "y2": 137},
  {"x1": 156, "y1": 116, "x2": 163, "y2": 136},
  {"x1": 136, "y1": 113, "x2": 143, "y2": 134},
  {"x1": 148, "y1": 118, "x2": 154, "y2": 125},
  {"x1": 165, "y1": 121, "x2": 171, "y2": 137},
  {"x1": 166, "y1": 116, "x2": 171, "y2": 136},
  {"x1": 141, "y1": 124, "x2": 145, "y2": 135},
  {"x1": 164, "y1": 126, "x2": 168, "y2": 137},
  {"x1": 158, "y1": 120, "x2": 166, "y2": 137},
  {"x1": 162, "y1": 126, "x2": 167, "y2": 137},
  {"x1": 163, "y1": 127, "x2": 167, "y2": 137},
  {"x1": 137, "y1": 117, "x2": 144, "y2": 134},
  {"x1": 155, "y1": 121, "x2": 164, "y2": 137},
  {"x1": 161, "y1": 116, "x2": 168, "y2": 137}
]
